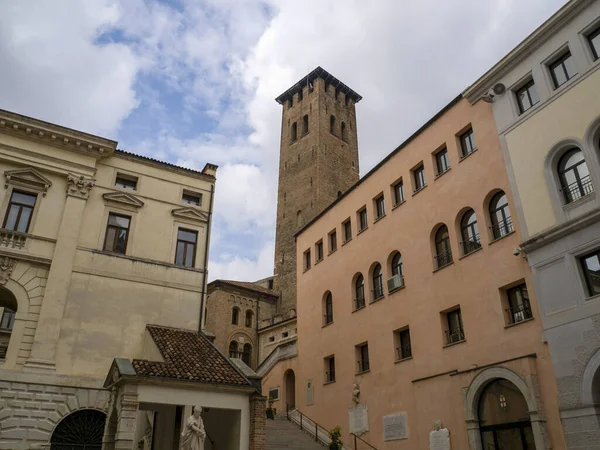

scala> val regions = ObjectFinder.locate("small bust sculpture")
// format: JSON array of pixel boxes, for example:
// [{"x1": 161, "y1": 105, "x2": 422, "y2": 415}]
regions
[
  {"x1": 433, "y1": 420, "x2": 442, "y2": 431},
  {"x1": 181, "y1": 406, "x2": 206, "y2": 450},
  {"x1": 352, "y1": 384, "x2": 360, "y2": 404}
]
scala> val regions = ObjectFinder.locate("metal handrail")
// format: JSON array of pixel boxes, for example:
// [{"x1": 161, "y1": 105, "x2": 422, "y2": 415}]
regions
[
  {"x1": 505, "y1": 301, "x2": 533, "y2": 324},
  {"x1": 461, "y1": 235, "x2": 481, "y2": 255},
  {"x1": 445, "y1": 327, "x2": 465, "y2": 345},
  {"x1": 354, "y1": 296, "x2": 365, "y2": 310},
  {"x1": 434, "y1": 250, "x2": 453, "y2": 269},
  {"x1": 285, "y1": 403, "x2": 345, "y2": 448},
  {"x1": 560, "y1": 174, "x2": 594, "y2": 203},
  {"x1": 352, "y1": 432, "x2": 378, "y2": 450},
  {"x1": 489, "y1": 217, "x2": 514, "y2": 239},
  {"x1": 396, "y1": 345, "x2": 412, "y2": 360}
]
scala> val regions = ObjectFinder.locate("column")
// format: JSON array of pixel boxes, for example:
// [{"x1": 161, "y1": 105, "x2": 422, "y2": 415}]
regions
[
  {"x1": 25, "y1": 174, "x2": 94, "y2": 371},
  {"x1": 249, "y1": 394, "x2": 267, "y2": 450}
]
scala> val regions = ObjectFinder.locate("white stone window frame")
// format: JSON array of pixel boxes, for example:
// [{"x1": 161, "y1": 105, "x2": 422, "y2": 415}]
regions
[
  {"x1": 0, "y1": 178, "x2": 48, "y2": 236},
  {"x1": 97, "y1": 206, "x2": 139, "y2": 256},
  {"x1": 577, "y1": 15, "x2": 600, "y2": 67},
  {"x1": 569, "y1": 236, "x2": 600, "y2": 302},
  {"x1": 508, "y1": 71, "x2": 540, "y2": 118},
  {"x1": 541, "y1": 42, "x2": 579, "y2": 92},
  {"x1": 112, "y1": 170, "x2": 140, "y2": 192},
  {"x1": 180, "y1": 187, "x2": 203, "y2": 208},
  {"x1": 268, "y1": 387, "x2": 280, "y2": 401}
]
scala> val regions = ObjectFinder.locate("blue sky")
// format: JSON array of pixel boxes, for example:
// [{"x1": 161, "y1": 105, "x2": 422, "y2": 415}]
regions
[{"x1": 0, "y1": 0, "x2": 568, "y2": 281}]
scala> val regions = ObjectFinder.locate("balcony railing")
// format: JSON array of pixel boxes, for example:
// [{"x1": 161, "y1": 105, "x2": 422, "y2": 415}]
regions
[
  {"x1": 396, "y1": 345, "x2": 412, "y2": 360},
  {"x1": 0, "y1": 229, "x2": 27, "y2": 249},
  {"x1": 354, "y1": 295, "x2": 366, "y2": 310},
  {"x1": 506, "y1": 301, "x2": 533, "y2": 325},
  {"x1": 561, "y1": 175, "x2": 594, "y2": 204},
  {"x1": 371, "y1": 285, "x2": 384, "y2": 301},
  {"x1": 357, "y1": 360, "x2": 370, "y2": 373},
  {"x1": 490, "y1": 217, "x2": 514, "y2": 240},
  {"x1": 323, "y1": 314, "x2": 333, "y2": 325},
  {"x1": 325, "y1": 370, "x2": 335, "y2": 383},
  {"x1": 444, "y1": 327, "x2": 465, "y2": 345},
  {"x1": 461, "y1": 235, "x2": 481, "y2": 255},
  {"x1": 434, "y1": 250, "x2": 453, "y2": 269}
]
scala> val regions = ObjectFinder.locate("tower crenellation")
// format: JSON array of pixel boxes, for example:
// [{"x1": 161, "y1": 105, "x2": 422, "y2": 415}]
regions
[{"x1": 273, "y1": 67, "x2": 361, "y2": 312}]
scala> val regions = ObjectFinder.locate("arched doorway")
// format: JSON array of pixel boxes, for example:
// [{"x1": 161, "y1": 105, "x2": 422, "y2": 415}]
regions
[
  {"x1": 0, "y1": 287, "x2": 18, "y2": 360},
  {"x1": 284, "y1": 369, "x2": 296, "y2": 409},
  {"x1": 479, "y1": 379, "x2": 535, "y2": 449},
  {"x1": 51, "y1": 409, "x2": 106, "y2": 450}
]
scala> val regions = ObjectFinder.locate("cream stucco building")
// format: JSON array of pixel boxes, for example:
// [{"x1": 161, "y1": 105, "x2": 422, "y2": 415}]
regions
[
  {"x1": 464, "y1": 0, "x2": 600, "y2": 447},
  {"x1": 0, "y1": 108, "x2": 266, "y2": 450}
]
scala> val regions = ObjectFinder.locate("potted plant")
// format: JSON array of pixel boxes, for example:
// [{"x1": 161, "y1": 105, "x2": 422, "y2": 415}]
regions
[
  {"x1": 328, "y1": 426, "x2": 342, "y2": 450},
  {"x1": 265, "y1": 397, "x2": 277, "y2": 420}
]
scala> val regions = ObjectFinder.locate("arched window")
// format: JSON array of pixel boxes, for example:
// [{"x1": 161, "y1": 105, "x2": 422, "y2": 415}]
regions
[
  {"x1": 231, "y1": 307, "x2": 240, "y2": 325},
  {"x1": 302, "y1": 115, "x2": 309, "y2": 134},
  {"x1": 435, "y1": 225, "x2": 453, "y2": 268},
  {"x1": 229, "y1": 341, "x2": 239, "y2": 358},
  {"x1": 460, "y1": 209, "x2": 481, "y2": 255},
  {"x1": 296, "y1": 210, "x2": 303, "y2": 228},
  {"x1": 51, "y1": 409, "x2": 106, "y2": 449},
  {"x1": 489, "y1": 192, "x2": 513, "y2": 239},
  {"x1": 0, "y1": 288, "x2": 17, "y2": 360},
  {"x1": 324, "y1": 292, "x2": 333, "y2": 325},
  {"x1": 330, "y1": 115, "x2": 336, "y2": 134},
  {"x1": 242, "y1": 343, "x2": 252, "y2": 365},
  {"x1": 290, "y1": 122, "x2": 297, "y2": 142},
  {"x1": 354, "y1": 275, "x2": 365, "y2": 310},
  {"x1": 372, "y1": 263, "x2": 384, "y2": 300},
  {"x1": 245, "y1": 310, "x2": 253, "y2": 328},
  {"x1": 341, "y1": 122, "x2": 347, "y2": 141},
  {"x1": 558, "y1": 148, "x2": 593, "y2": 204},
  {"x1": 392, "y1": 252, "x2": 403, "y2": 278}
]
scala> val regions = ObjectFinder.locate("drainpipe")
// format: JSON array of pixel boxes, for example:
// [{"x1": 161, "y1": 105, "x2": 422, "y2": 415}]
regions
[{"x1": 199, "y1": 183, "x2": 215, "y2": 334}]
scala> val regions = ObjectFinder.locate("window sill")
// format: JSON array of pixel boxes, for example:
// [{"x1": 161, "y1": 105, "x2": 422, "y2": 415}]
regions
[
  {"x1": 322, "y1": 321, "x2": 334, "y2": 329},
  {"x1": 389, "y1": 284, "x2": 406, "y2": 294},
  {"x1": 303, "y1": 267, "x2": 311, "y2": 273},
  {"x1": 342, "y1": 238, "x2": 353, "y2": 247},
  {"x1": 504, "y1": 317, "x2": 534, "y2": 328},
  {"x1": 434, "y1": 167, "x2": 451, "y2": 179},
  {"x1": 488, "y1": 230, "x2": 515, "y2": 245},
  {"x1": 412, "y1": 184, "x2": 427, "y2": 196},
  {"x1": 355, "y1": 369, "x2": 371, "y2": 375},
  {"x1": 443, "y1": 339, "x2": 466, "y2": 348},
  {"x1": 352, "y1": 305, "x2": 366, "y2": 314},
  {"x1": 394, "y1": 356, "x2": 413, "y2": 364},
  {"x1": 563, "y1": 191, "x2": 595, "y2": 212},
  {"x1": 459, "y1": 148, "x2": 478, "y2": 162},
  {"x1": 392, "y1": 200, "x2": 406, "y2": 211},
  {"x1": 373, "y1": 214, "x2": 386, "y2": 224},
  {"x1": 370, "y1": 295, "x2": 385, "y2": 304},
  {"x1": 458, "y1": 247, "x2": 483, "y2": 260},
  {"x1": 328, "y1": 248, "x2": 337, "y2": 256},
  {"x1": 433, "y1": 261, "x2": 454, "y2": 273},
  {"x1": 315, "y1": 258, "x2": 323, "y2": 265},
  {"x1": 324, "y1": 380, "x2": 336, "y2": 386},
  {"x1": 357, "y1": 226, "x2": 368, "y2": 235},
  {"x1": 585, "y1": 293, "x2": 600, "y2": 302}
]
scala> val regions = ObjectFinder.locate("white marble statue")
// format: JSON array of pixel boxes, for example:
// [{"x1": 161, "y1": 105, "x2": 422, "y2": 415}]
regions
[
  {"x1": 181, "y1": 406, "x2": 206, "y2": 450},
  {"x1": 352, "y1": 383, "x2": 360, "y2": 404}
]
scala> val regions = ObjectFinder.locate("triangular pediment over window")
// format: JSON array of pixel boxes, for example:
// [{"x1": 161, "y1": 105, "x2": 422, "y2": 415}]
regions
[
  {"x1": 171, "y1": 207, "x2": 208, "y2": 223},
  {"x1": 4, "y1": 167, "x2": 53, "y2": 195},
  {"x1": 103, "y1": 192, "x2": 145, "y2": 208}
]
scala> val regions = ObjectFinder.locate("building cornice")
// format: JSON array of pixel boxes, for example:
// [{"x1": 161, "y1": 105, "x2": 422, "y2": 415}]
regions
[
  {"x1": 0, "y1": 108, "x2": 117, "y2": 158},
  {"x1": 463, "y1": 0, "x2": 592, "y2": 103},
  {"x1": 208, "y1": 280, "x2": 279, "y2": 300}
]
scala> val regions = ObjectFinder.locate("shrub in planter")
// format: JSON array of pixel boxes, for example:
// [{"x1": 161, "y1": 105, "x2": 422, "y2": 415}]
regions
[
  {"x1": 329, "y1": 426, "x2": 342, "y2": 450},
  {"x1": 265, "y1": 396, "x2": 277, "y2": 420}
]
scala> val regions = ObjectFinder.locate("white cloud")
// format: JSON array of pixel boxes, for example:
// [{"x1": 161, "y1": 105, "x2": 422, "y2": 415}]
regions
[{"x1": 208, "y1": 241, "x2": 274, "y2": 282}]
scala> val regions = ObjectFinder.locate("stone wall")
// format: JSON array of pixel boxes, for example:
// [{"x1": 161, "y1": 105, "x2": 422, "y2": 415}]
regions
[
  {"x1": 249, "y1": 394, "x2": 267, "y2": 450},
  {"x1": 0, "y1": 378, "x2": 109, "y2": 449}
]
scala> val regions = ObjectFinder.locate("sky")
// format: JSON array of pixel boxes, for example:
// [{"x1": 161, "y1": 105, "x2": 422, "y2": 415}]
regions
[{"x1": 0, "y1": 0, "x2": 568, "y2": 282}]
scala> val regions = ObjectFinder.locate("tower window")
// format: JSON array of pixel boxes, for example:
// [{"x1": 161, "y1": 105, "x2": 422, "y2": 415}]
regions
[
  {"x1": 296, "y1": 210, "x2": 303, "y2": 227},
  {"x1": 330, "y1": 115, "x2": 336, "y2": 134},
  {"x1": 298, "y1": 89, "x2": 303, "y2": 102},
  {"x1": 335, "y1": 87, "x2": 340, "y2": 100},
  {"x1": 345, "y1": 95, "x2": 350, "y2": 106},
  {"x1": 291, "y1": 122, "x2": 297, "y2": 142},
  {"x1": 341, "y1": 122, "x2": 347, "y2": 141},
  {"x1": 302, "y1": 115, "x2": 309, "y2": 134},
  {"x1": 288, "y1": 97, "x2": 293, "y2": 109}
]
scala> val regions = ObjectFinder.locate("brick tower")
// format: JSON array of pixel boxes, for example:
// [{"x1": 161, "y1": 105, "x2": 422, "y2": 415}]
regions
[{"x1": 273, "y1": 67, "x2": 361, "y2": 312}]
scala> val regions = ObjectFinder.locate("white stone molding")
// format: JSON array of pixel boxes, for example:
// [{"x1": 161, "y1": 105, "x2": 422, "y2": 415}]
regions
[
  {"x1": 581, "y1": 347, "x2": 600, "y2": 406},
  {"x1": 171, "y1": 207, "x2": 208, "y2": 223},
  {"x1": 0, "y1": 255, "x2": 16, "y2": 285},
  {"x1": 102, "y1": 192, "x2": 144, "y2": 209},
  {"x1": 4, "y1": 167, "x2": 52, "y2": 196},
  {"x1": 66, "y1": 174, "x2": 95, "y2": 199}
]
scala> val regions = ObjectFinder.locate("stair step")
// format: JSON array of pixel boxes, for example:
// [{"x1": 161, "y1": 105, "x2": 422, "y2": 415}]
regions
[{"x1": 265, "y1": 416, "x2": 326, "y2": 450}]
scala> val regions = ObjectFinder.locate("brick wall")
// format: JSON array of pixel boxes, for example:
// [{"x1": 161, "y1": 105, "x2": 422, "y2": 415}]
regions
[{"x1": 249, "y1": 393, "x2": 267, "y2": 450}]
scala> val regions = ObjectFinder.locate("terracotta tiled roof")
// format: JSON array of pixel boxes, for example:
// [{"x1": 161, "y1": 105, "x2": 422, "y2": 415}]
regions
[
  {"x1": 132, "y1": 325, "x2": 251, "y2": 386},
  {"x1": 211, "y1": 279, "x2": 278, "y2": 297}
]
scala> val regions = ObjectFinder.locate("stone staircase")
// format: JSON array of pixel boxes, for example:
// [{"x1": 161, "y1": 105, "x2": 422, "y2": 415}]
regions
[{"x1": 265, "y1": 414, "x2": 326, "y2": 450}]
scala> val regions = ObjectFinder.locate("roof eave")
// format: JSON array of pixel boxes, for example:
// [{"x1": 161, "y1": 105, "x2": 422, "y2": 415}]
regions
[{"x1": 275, "y1": 66, "x2": 362, "y2": 104}]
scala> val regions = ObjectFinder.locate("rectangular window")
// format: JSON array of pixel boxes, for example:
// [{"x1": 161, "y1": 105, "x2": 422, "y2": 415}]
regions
[
  {"x1": 115, "y1": 174, "x2": 138, "y2": 190},
  {"x1": 588, "y1": 26, "x2": 600, "y2": 60},
  {"x1": 460, "y1": 128, "x2": 476, "y2": 158},
  {"x1": 328, "y1": 229, "x2": 337, "y2": 253},
  {"x1": 304, "y1": 249, "x2": 311, "y2": 271},
  {"x1": 515, "y1": 80, "x2": 539, "y2": 114},
  {"x1": 3, "y1": 190, "x2": 37, "y2": 233},
  {"x1": 325, "y1": 355, "x2": 336, "y2": 383},
  {"x1": 356, "y1": 343, "x2": 370, "y2": 373},
  {"x1": 268, "y1": 388, "x2": 280, "y2": 401},
  {"x1": 392, "y1": 180, "x2": 405, "y2": 206},
  {"x1": 358, "y1": 208, "x2": 368, "y2": 232},
  {"x1": 0, "y1": 308, "x2": 15, "y2": 330},
  {"x1": 182, "y1": 190, "x2": 202, "y2": 206},
  {"x1": 374, "y1": 195, "x2": 385, "y2": 219},
  {"x1": 282, "y1": 331, "x2": 289, "y2": 338},
  {"x1": 175, "y1": 228, "x2": 198, "y2": 268},
  {"x1": 581, "y1": 250, "x2": 600, "y2": 297},
  {"x1": 343, "y1": 219, "x2": 352, "y2": 243},
  {"x1": 506, "y1": 283, "x2": 533, "y2": 324},
  {"x1": 549, "y1": 51, "x2": 577, "y2": 89},
  {"x1": 268, "y1": 336, "x2": 275, "y2": 342},
  {"x1": 445, "y1": 309, "x2": 465, "y2": 345},
  {"x1": 413, "y1": 164, "x2": 426, "y2": 192},
  {"x1": 395, "y1": 328, "x2": 412, "y2": 361},
  {"x1": 103, "y1": 213, "x2": 131, "y2": 254},
  {"x1": 435, "y1": 147, "x2": 450, "y2": 175},
  {"x1": 315, "y1": 240, "x2": 323, "y2": 262}
]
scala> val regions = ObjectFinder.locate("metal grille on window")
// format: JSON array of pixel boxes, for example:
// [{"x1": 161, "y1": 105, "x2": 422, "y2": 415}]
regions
[{"x1": 50, "y1": 409, "x2": 106, "y2": 450}]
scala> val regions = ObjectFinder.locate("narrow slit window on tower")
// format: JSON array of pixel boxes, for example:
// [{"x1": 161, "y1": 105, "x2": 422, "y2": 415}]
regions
[
  {"x1": 302, "y1": 115, "x2": 309, "y2": 135},
  {"x1": 330, "y1": 115, "x2": 336, "y2": 134},
  {"x1": 335, "y1": 87, "x2": 340, "y2": 100},
  {"x1": 341, "y1": 122, "x2": 347, "y2": 141},
  {"x1": 298, "y1": 89, "x2": 303, "y2": 102},
  {"x1": 291, "y1": 122, "x2": 297, "y2": 142},
  {"x1": 288, "y1": 97, "x2": 293, "y2": 108}
]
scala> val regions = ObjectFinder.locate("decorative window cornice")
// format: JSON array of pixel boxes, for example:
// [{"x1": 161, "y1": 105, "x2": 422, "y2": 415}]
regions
[
  {"x1": 171, "y1": 207, "x2": 208, "y2": 223},
  {"x1": 103, "y1": 192, "x2": 144, "y2": 208},
  {"x1": 4, "y1": 167, "x2": 53, "y2": 196}
]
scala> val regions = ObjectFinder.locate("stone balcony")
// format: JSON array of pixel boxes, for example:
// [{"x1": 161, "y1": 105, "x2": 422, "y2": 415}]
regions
[{"x1": 0, "y1": 228, "x2": 56, "y2": 265}]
